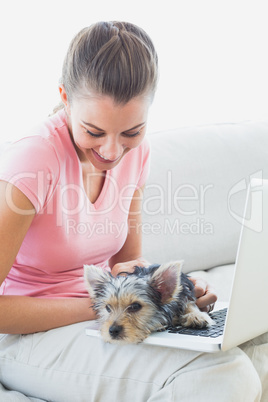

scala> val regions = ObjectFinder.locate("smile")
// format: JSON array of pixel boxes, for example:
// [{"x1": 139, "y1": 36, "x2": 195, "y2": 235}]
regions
[
  {"x1": 96, "y1": 151, "x2": 110, "y2": 161},
  {"x1": 92, "y1": 149, "x2": 121, "y2": 164}
]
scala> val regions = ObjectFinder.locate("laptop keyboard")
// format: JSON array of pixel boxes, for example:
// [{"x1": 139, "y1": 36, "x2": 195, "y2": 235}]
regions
[{"x1": 167, "y1": 308, "x2": 228, "y2": 338}]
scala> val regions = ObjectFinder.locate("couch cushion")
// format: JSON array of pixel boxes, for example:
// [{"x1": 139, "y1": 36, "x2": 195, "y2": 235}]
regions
[{"x1": 142, "y1": 120, "x2": 268, "y2": 273}]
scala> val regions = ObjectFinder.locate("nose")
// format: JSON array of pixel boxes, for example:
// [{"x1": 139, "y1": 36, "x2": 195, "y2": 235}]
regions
[
  {"x1": 99, "y1": 138, "x2": 123, "y2": 161},
  {"x1": 109, "y1": 324, "x2": 123, "y2": 338}
]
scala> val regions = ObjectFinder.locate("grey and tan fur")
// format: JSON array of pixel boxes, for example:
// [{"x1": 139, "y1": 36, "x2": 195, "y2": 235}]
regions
[{"x1": 84, "y1": 261, "x2": 214, "y2": 344}]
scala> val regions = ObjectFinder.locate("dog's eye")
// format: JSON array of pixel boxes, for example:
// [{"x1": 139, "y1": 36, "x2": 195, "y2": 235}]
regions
[
  {"x1": 106, "y1": 304, "x2": 112, "y2": 313},
  {"x1": 127, "y1": 302, "x2": 142, "y2": 313}
]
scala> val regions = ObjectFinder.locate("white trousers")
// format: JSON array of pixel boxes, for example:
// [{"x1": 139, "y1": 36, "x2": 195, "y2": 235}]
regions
[{"x1": 0, "y1": 321, "x2": 266, "y2": 402}]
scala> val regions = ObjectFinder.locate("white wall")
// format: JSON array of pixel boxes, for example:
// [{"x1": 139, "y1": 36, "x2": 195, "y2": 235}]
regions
[{"x1": 0, "y1": 0, "x2": 267, "y2": 141}]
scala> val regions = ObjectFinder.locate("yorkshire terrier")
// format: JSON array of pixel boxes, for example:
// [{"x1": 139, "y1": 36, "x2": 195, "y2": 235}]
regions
[{"x1": 84, "y1": 261, "x2": 214, "y2": 344}]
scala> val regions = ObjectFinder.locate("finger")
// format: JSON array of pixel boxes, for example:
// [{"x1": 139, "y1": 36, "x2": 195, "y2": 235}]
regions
[
  {"x1": 199, "y1": 303, "x2": 216, "y2": 313},
  {"x1": 195, "y1": 289, "x2": 218, "y2": 310},
  {"x1": 134, "y1": 258, "x2": 151, "y2": 268},
  {"x1": 189, "y1": 277, "x2": 208, "y2": 299},
  {"x1": 111, "y1": 262, "x2": 137, "y2": 277}
]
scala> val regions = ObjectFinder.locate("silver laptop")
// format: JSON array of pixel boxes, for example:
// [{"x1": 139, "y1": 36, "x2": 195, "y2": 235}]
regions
[{"x1": 85, "y1": 178, "x2": 268, "y2": 352}]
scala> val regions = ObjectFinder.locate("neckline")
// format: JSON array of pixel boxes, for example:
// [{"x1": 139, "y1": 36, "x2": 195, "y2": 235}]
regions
[{"x1": 80, "y1": 165, "x2": 110, "y2": 209}]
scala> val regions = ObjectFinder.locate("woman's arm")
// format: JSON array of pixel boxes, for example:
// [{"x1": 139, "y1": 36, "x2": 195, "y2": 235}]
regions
[
  {"x1": 0, "y1": 181, "x2": 95, "y2": 334},
  {"x1": 109, "y1": 186, "x2": 150, "y2": 275},
  {"x1": 0, "y1": 295, "x2": 95, "y2": 334}
]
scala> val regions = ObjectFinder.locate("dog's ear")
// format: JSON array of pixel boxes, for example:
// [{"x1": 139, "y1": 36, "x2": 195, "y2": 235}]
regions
[
  {"x1": 84, "y1": 264, "x2": 110, "y2": 299},
  {"x1": 148, "y1": 261, "x2": 183, "y2": 304}
]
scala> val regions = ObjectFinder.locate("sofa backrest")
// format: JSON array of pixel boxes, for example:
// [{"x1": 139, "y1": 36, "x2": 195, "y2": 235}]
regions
[{"x1": 142, "y1": 120, "x2": 268, "y2": 273}]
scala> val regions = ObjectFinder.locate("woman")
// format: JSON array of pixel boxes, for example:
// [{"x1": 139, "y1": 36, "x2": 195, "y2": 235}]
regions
[{"x1": 0, "y1": 21, "x2": 263, "y2": 401}]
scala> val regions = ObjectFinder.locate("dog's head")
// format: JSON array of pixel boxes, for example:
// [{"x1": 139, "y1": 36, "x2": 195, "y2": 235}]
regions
[{"x1": 84, "y1": 261, "x2": 183, "y2": 344}]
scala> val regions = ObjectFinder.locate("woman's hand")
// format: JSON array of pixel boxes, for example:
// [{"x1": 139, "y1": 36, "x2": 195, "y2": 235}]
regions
[
  {"x1": 189, "y1": 277, "x2": 218, "y2": 313},
  {"x1": 111, "y1": 258, "x2": 150, "y2": 277}
]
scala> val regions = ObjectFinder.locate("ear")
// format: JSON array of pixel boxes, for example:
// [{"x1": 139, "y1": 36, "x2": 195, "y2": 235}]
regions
[
  {"x1": 84, "y1": 264, "x2": 110, "y2": 299},
  {"x1": 59, "y1": 84, "x2": 71, "y2": 115},
  {"x1": 149, "y1": 261, "x2": 183, "y2": 304}
]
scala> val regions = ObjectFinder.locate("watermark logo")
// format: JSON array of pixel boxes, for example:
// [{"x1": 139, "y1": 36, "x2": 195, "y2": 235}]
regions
[{"x1": 227, "y1": 171, "x2": 263, "y2": 232}]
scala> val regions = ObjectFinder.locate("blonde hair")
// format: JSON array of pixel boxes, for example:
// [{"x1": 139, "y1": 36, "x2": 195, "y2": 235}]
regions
[{"x1": 53, "y1": 21, "x2": 158, "y2": 112}]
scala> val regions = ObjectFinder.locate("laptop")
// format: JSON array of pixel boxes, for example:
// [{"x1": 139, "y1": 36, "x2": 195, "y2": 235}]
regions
[{"x1": 85, "y1": 178, "x2": 268, "y2": 352}]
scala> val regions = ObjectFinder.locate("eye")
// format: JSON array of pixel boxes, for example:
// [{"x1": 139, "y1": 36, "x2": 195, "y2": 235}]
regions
[
  {"x1": 106, "y1": 304, "x2": 112, "y2": 313},
  {"x1": 127, "y1": 302, "x2": 142, "y2": 313},
  {"x1": 122, "y1": 129, "x2": 143, "y2": 138},
  {"x1": 86, "y1": 130, "x2": 104, "y2": 138}
]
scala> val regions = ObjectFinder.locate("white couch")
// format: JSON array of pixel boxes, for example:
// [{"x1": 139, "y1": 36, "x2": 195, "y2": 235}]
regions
[{"x1": 142, "y1": 120, "x2": 268, "y2": 302}]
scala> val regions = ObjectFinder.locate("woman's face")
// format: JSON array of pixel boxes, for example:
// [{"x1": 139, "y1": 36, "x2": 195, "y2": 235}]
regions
[{"x1": 60, "y1": 87, "x2": 151, "y2": 172}]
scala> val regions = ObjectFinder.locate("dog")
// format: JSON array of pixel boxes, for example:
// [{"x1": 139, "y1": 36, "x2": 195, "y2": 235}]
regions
[{"x1": 84, "y1": 261, "x2": 214, "y2": 344}]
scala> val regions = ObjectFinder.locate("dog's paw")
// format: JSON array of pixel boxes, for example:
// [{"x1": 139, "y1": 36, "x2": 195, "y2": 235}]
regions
[
  {"x1": 184, "y1": 311, "x2": 214, "y2": 328},
  {"x1": 180, "y1": 302, "x2": 215, "y2": 328}
]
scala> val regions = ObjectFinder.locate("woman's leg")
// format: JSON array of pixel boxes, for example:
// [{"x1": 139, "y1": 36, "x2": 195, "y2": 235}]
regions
[{"x1": 0, "y1": 323, "x2": 262, "y2": 402}]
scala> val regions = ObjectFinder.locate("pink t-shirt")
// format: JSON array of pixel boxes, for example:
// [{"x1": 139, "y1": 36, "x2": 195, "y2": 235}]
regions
[{"x1": 0, "y1": 109, "x2": 150, "y2": 298}]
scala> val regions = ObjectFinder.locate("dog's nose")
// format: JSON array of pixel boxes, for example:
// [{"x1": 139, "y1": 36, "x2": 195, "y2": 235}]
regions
[{"x1": 109, "y1": 325, "x2": 123, "y2": 338}]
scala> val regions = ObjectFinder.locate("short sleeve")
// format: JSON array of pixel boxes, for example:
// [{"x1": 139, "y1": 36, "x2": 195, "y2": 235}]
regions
[
  {"x1": 136, "y1": 138, "x2": 151, "y2": 190},
  {"x1": 0, "y1": 136, "x2": 60, "y2": 213}
]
